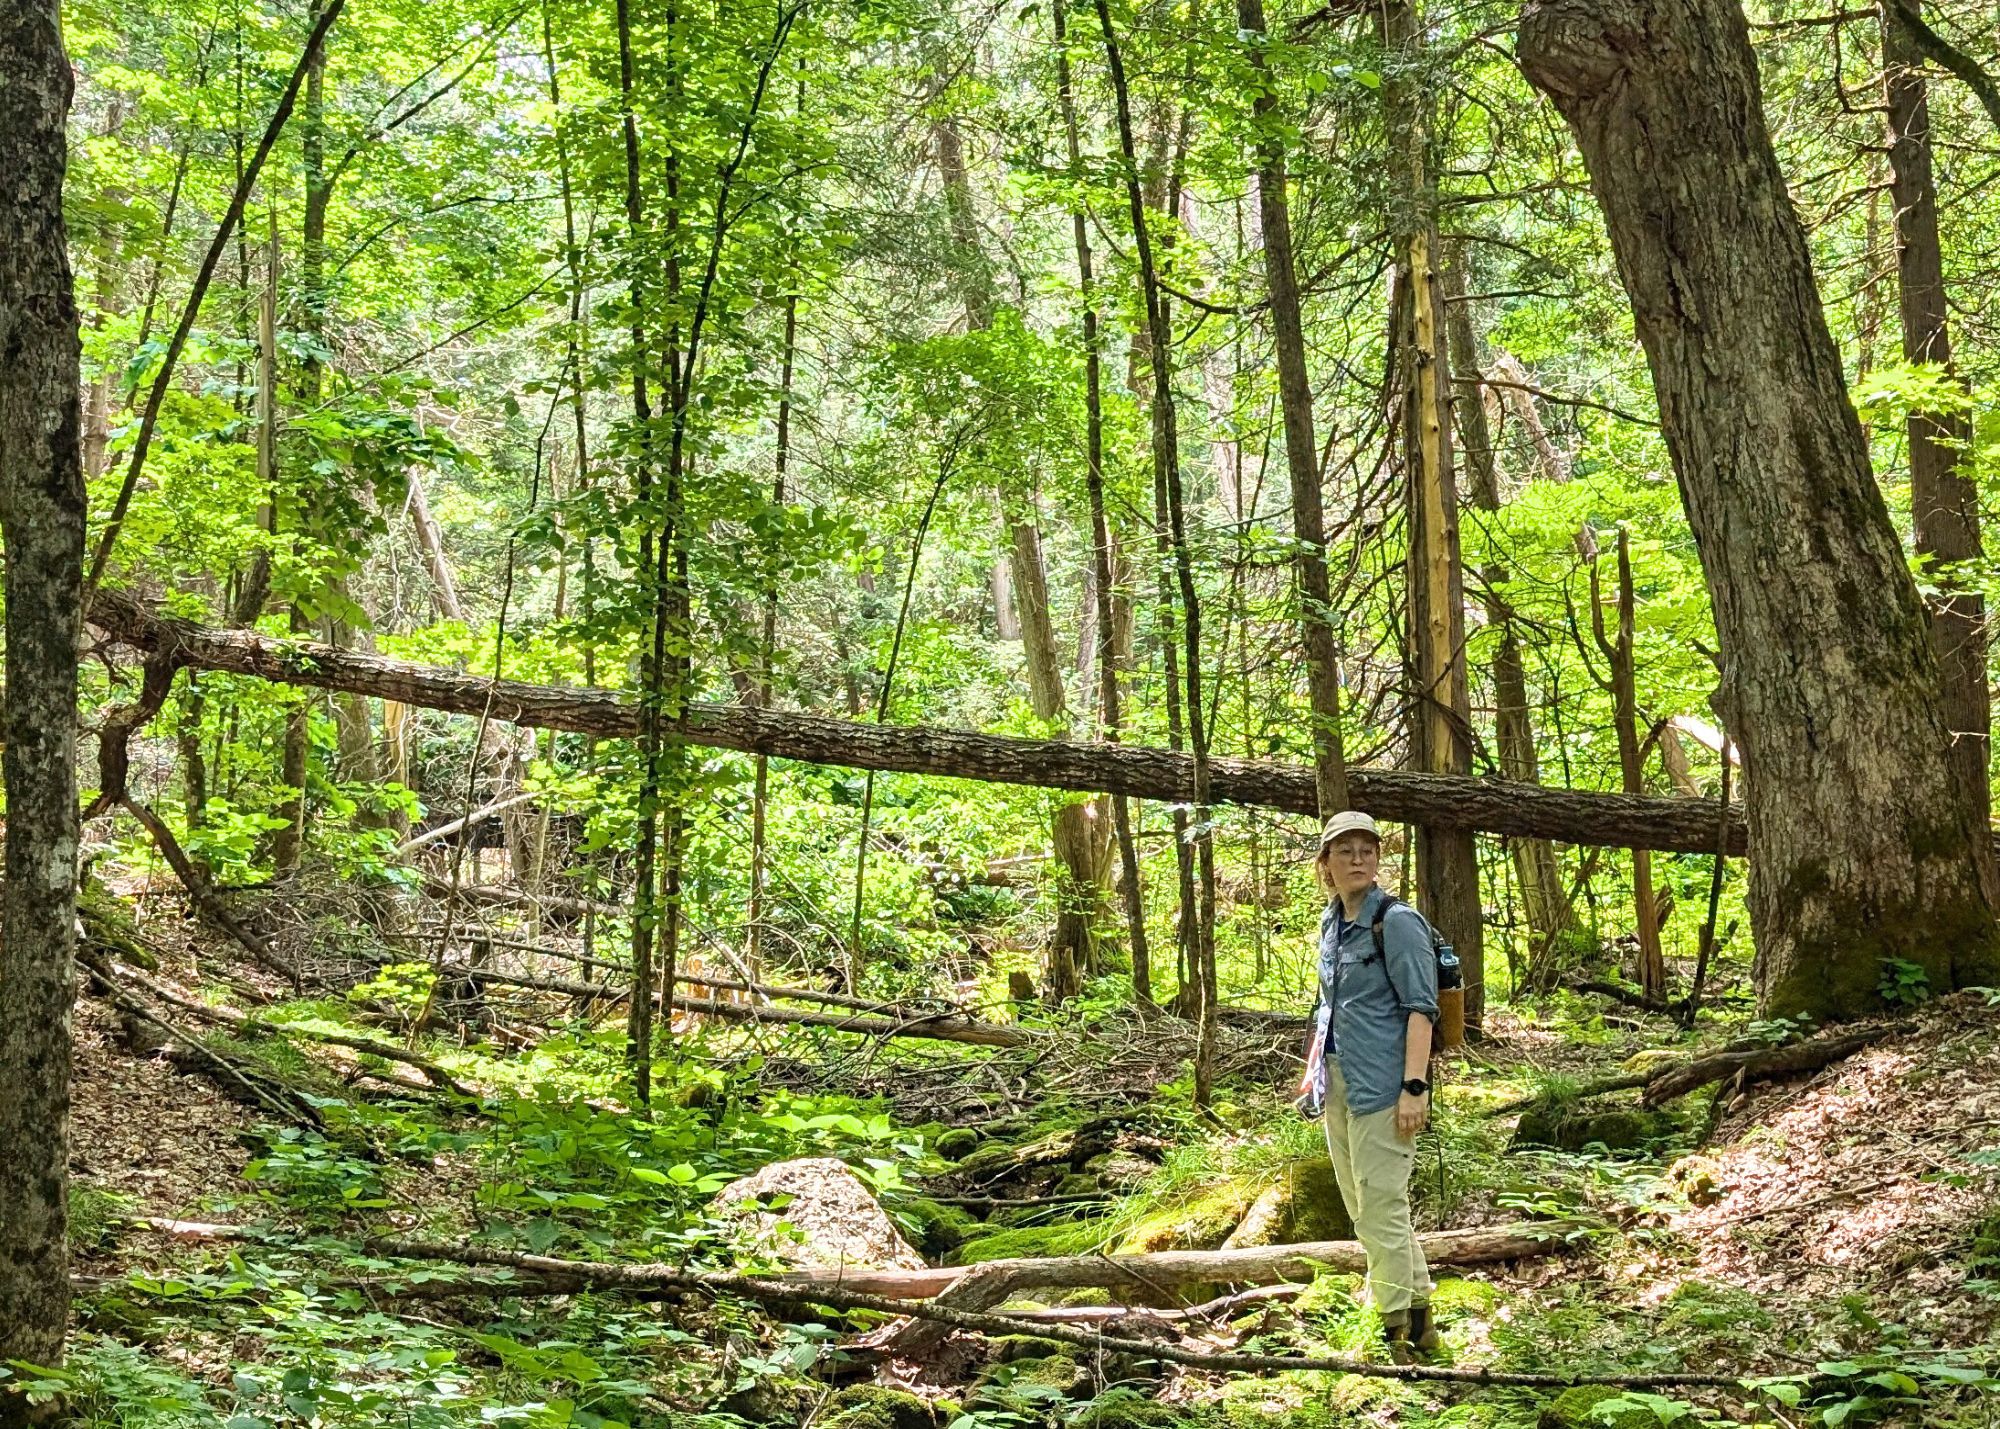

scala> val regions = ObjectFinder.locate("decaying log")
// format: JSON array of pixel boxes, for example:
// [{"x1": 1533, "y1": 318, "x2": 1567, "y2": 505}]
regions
[
  {"x1": 794, "y1": 1222, "x2": 1562, "y2": 1307},
  {"x1": 89, "y1": 590, "x2": 1748, "y2": 855},
  {"x1": 444, "y1": 961, "x2": 1035, "y2": 1048},
  {"x1": 118, "y1": 963, "x2": 476, "y2": 1097},
  {"x1": 1640, "y1": 1023, "x2": 1907, "y2": 1106},
  {"x1": 365, "y1": 1236, "x2": 1738, "y2": 1389}
]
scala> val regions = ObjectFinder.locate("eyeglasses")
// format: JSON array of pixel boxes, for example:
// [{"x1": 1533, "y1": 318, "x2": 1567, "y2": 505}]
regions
[{"x1": 1324, "y1": 843, "x2": 1379, "y2": 862}]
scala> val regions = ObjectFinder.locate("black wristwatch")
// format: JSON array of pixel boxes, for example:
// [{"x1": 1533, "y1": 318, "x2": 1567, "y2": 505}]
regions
[{"x1": 1402, "y1": 1077, "x2": 1430, "y2": 1098}]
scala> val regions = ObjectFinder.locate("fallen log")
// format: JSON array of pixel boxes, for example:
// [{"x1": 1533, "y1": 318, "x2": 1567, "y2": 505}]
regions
[
  {"x1": 797, "y1": 1222, "x2": 1563, "y2": 1304},
  {"x1": 1641, "y1": 1023, "x2": 1908, "y2": 1107},
  {"x1": 864, "y1": 1223, "x2": 1566, "y2": 1358},
  {"x1": 444, "y1": 962, "x2": 1035, "y2": 1048},
  {"x1": 118, "y1": 963, "x2": 476, "y2": 1098},
  {"x1": 365, "y1": 1236, "x2": 1738, "y2": 1390},
  {"x1": 90, "y1": 590, "x2": 1747, "y2": 854}
]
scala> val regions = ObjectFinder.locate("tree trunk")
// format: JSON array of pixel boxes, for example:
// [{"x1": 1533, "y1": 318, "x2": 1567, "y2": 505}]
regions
[
  {"x1": 1238, "y1": 0, "x2": 1348, "y2": 819},
  {"x1": 1520, "y1": 0, "x2": 2000, "y2": 1017},
  {"x1": 1882, "y1": 0, "x2": 1989, "y2": 831},
  {"x1": 1384, "y1": 0, "x2": 1484, "y2": 1027},
  {"x1": 1443, "y1": 250, "x2": 1578, "y2": 970},
  {"x1": 1592, "y1": 530, "x2": 1664, "y2": 999},
  {"x1": 1010, "y1": 519, "x2": 1108, "y2": 999},
  {"x1": 0, "y1": 0, "x2": 83, "y2": 1387},
  {"x1": 1097, "y1": 0, "x2": 1218, "y2": 1099},
  {"x1": 1051, "y1": 0, "x2": 1150, "y2": 998},
  {"x1": 92, "y1": 588, "x2": 1772, "y2": 854}
]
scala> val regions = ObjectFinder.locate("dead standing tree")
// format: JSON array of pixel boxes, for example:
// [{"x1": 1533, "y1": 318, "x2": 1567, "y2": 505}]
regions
[{"x1": 1520, "y1": 0, "x2": 2000, "y2": 1018}]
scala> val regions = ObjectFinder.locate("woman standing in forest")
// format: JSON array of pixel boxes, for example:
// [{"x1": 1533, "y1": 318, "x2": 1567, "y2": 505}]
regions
[{"x1": 1302, "y1": 811, "x2": 1441, "y2": 1360}]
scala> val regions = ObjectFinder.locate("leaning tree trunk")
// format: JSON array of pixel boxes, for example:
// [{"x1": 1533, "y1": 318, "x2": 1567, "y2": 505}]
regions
[
  {"x1": 0, "y1": 0, "x2": 84, "y2": 1391},
  {"x1": 1882, "y1": 0, "x2": 1989, "y2": 832},
  {"x1": 1520, "y1": 0, "x2": 2000, "y2": 1018}
]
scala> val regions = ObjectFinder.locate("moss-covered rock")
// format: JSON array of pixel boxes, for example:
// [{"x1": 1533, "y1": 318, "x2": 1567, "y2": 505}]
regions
[
  {"x1": 717, "y1": 1376, "x2": 820, "y2": 1425},
  {"x1": 975, "y1": 1352, "x2": 1088, "y2": 1398},
  {"x1": 1083, "y1": 1150, "x2": 1155, "y2": 1190},
  {"x1": 933, "y1": 1127, "x2": 981, "y2": 1161},
  {"x1": 952, "y1": 1218, "x2": 1110, "y2": 1265},
  {"x1": 1116, "y1": 1181, "x2": 1252, "y2": 1254},
  {"x1": 1278, "y1": 1159, "x2": 1353, "y2": 1243},
  {"x1": 822, "y1": 1385, "x2": 937, "y2": 1429},
  {"x1": 1428, "y1": 1276, "x2": 1499, "y2": 1318},
  {"x1": 898, "y1": 1197, "x2": 979, "y2": 1254},
  {"x1": 1055, "y1": 1172, "x2": 1101, "y2": 1197},
  {"x1": 1537, "y1": 1386, "x2": 1653, "y2": 1429},
  {"x1": 1513, "y1": 1105, "x2": 1679, "y2": 1155}
]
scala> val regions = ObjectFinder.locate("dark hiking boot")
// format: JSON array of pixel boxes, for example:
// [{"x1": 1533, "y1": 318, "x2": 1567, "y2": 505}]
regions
[
  {"x1": 1380, "y1": 1316, "x2": 1416, "y2": 1365},
  {"x1": 1407, "y1": 1303, "x2": 1442, "y2": 1353}
]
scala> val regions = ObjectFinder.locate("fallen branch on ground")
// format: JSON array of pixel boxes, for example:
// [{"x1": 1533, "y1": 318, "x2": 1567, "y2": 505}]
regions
[
  {"x1": 1641, "y1": 1023, "x2": 1909, "y2": 1107},
  {"x1": 856, "y1": 1223, "x2": 1566, "y2": 1357},
  {"x1": 117, "y1": 963, "x2": 477, "y2": 1098},
  {"x1": 446, "y1": 961, "x2": 1034, "y2": 1048},
  {"x1": 363, "y1": 1237, "x2": 1738, "y2": 1389}
]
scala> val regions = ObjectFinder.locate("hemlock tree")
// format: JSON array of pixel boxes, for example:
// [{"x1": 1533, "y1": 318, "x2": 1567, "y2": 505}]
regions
[
  {"x1": 0, "y1": 0, "x2": 86, "y2": 1401},
  {"x1": 1520, "y1": 0, "x2": 2000, "y2": 1018}
]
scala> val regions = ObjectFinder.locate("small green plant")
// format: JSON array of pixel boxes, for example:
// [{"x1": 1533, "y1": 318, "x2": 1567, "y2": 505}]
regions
[{"x1": 1878, "y1": 957, "x2": 1931, "y2": 1008}]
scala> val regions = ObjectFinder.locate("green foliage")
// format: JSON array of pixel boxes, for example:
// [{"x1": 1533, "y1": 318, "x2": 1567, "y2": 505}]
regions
[{"x1": 1878, "y1": 957, "x2": 1932, "y2": 1009}]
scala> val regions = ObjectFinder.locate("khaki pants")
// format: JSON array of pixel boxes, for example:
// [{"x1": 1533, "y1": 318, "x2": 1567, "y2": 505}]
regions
[{"x1": 1322, "y1": 1062, "x2": 1434, "y2": 1320}]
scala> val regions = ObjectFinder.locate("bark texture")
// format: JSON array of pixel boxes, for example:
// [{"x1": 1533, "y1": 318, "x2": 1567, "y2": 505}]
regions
[
  {"x1": 0, "y1": 0, "x2": 84, "y2": 1384},
  {"x1": 1444, "y1": 251, "x2": 1577, "y2": 966},
  {"x1": 1882, "y1": 0, "x2": 1990, "y2": 832},
  {"x1": 1384, "y1": 0, "x2": 1483, "y2": 1023},
  {"x1": 1520, "y1": 0, "x2": 2000, "y2": 1017},
  {"x1": 1240, "y1": 0, "x2": 1348, "y2": 818},
  {"x1": 91, "y1": 590, "x2": 1754, "y2": 853}
]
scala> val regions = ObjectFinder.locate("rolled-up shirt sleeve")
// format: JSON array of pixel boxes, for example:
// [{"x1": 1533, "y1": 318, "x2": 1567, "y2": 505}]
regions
[{"x1": 1381, "y1": 905, "x2": 1440, "y2": 1021}]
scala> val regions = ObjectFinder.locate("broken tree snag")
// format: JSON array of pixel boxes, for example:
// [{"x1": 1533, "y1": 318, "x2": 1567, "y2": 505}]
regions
[
  {"x1": 1518, "y1": 0, "x2": 2000, "y2": 1018},
  {"x1": 89, "y1": 590, "x2": 1748, "y2": 856}
]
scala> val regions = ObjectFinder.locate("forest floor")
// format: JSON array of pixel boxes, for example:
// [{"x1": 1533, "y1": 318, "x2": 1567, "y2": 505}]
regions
[{"x1": 36, "y1": 883, "x2": 2000, "y2": 1429}]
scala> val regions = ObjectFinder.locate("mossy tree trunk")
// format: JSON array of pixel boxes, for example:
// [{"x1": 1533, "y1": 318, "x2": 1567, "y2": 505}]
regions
[{"x1": 1520, "y1": 0, "x2": 2000, "y2": 1017}]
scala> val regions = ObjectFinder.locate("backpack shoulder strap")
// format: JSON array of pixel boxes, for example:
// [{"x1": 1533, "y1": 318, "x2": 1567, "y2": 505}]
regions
[{"x1": 1370, "y1": 893, "x2": 1401, "y2": 961}]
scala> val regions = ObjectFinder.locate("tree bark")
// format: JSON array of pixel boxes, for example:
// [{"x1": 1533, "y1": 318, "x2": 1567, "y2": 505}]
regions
[
  {"x1": 1520, "y1": 0, "x2": 2000, "y2": 1018},
  {"x1": 0, "y1": 0, "x2": 84, "y2": 1384},
  {"x1": 1882, "y1": 0, "x2": 1989, "y2": 831},
  {"x1": 1383, "y1": 0, "x2": 1484, "y2": 1026},
  {"x1": 1592, "y1": 530, "x2": 1664, "y2": 999},
  {"x1": 89, "y1": 589, "x2": 1761, "y2": 854},
  {"x1": 1010, "y1": 520, "x2": 1108, "y2": 999},
  {"x1": 1054, "y1": 0, "x2": 1150, "y2": 1003},
  {"x1": 1239, "y1": 0, "x2": 1348, "y2": 818},
  {"x1": 1443, "y1": 249, "x2": 1577, "y2": 968},
  {"x1": 1097, "y1": 0, "x2": 1218, "y2": 1098}
]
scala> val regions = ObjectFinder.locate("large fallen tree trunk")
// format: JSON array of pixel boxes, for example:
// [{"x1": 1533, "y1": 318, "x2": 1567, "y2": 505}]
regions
[{"x1": 90, "y1": 589, "x2": 1746, "y2": 854}]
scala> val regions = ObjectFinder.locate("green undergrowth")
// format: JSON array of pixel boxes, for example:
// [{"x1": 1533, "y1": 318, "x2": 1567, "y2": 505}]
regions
[{"x1": 42, "y1": 968, "x2": 2000, "y2": 1429}]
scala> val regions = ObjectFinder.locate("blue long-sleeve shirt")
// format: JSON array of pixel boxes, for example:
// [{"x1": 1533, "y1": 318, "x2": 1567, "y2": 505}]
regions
[{"x1": 1316, "y1": 885, "x2": 1441, "y2": 1115}]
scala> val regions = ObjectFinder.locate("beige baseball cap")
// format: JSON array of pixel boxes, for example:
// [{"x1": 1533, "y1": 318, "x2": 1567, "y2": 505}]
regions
[{"x1": 1317, "y1": 810, "x2": 1381, "y2": 849}]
